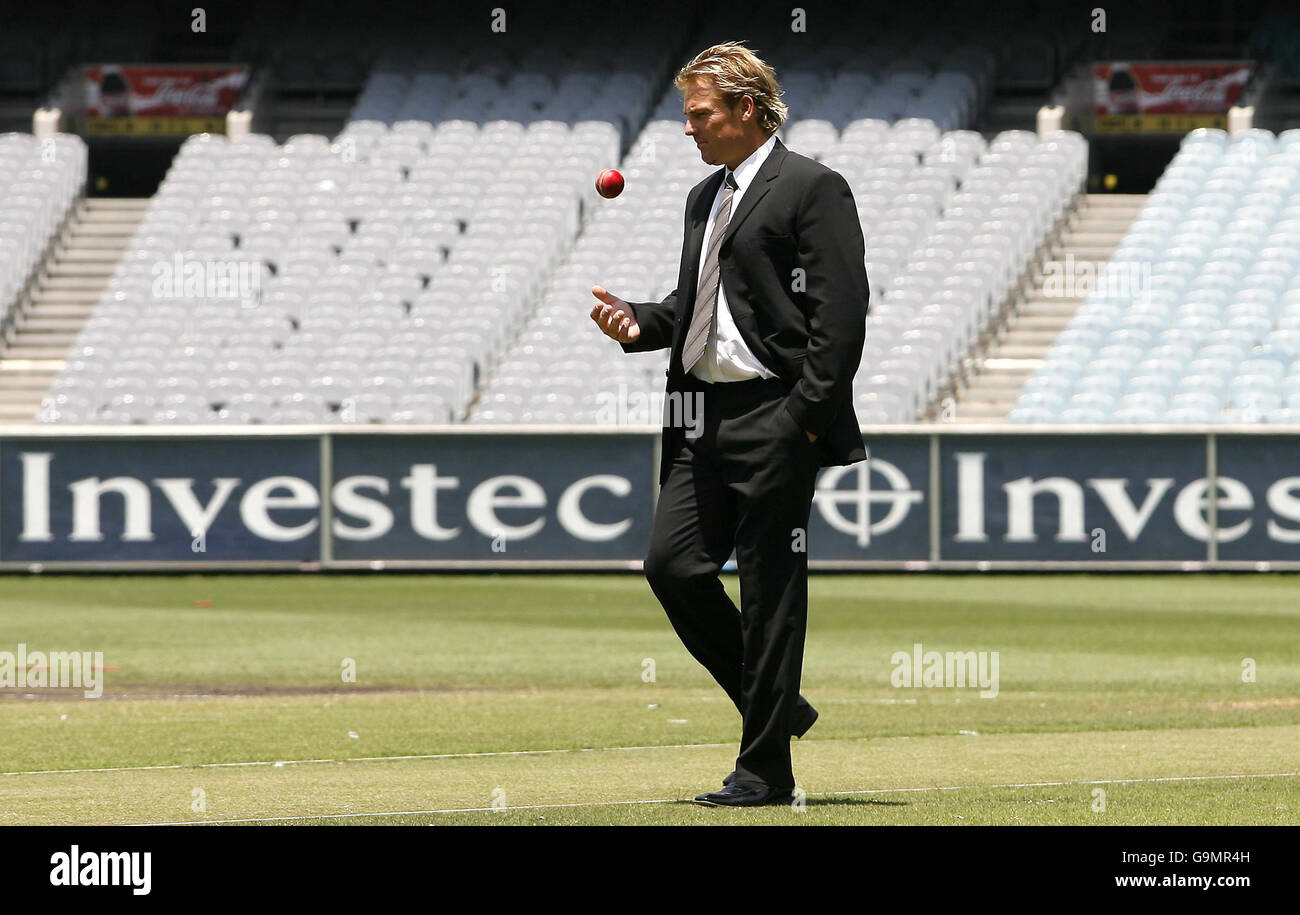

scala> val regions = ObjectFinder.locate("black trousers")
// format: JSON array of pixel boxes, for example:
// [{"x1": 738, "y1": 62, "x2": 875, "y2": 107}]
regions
[{"x1": 644, "y1": 374, "x2": 821, "y2": 790}]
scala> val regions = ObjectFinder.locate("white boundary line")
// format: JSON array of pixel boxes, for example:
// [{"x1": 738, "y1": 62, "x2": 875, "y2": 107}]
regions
[
  {"x1": 126, "y1": 770, "x2": 1300, "y2": 826},
  {"x1": 0, "y1": 741, "x2": 736, "y2": 778}
]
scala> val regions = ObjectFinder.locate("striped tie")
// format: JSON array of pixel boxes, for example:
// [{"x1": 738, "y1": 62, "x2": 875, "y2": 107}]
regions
[{"x1": 681, "y1": 172, "x2": 738, "y2": 372}]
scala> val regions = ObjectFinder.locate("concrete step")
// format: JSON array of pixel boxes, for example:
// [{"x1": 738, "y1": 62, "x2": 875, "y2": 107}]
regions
[
  {"x1": 986, "y1": 342, "x2": 1052, "y2": 359},
  {"x1": 980, "y1": 357, "x2": 1042, "y2": 373},
  {"x1": 992, "y1": 330, "x2": 1063, "y2": 346},
  {"x1": 1072, "y1": 218, "x2": 1139, "y2": 231},
  {"x1": 47, "y1": 263, "x2": 116, "y2": 279},
  {"x1": 950, "y1": 399, "x2": 1019, "y2": 417},
  {"x1": 83, "y1": 207, "x2": 150, "y2": 217},
  {"x1": 74, "y1": 219, "x2": 143, "y2": 234},
  {"x1": 76, "y1": 209, "x2": 146, "y2": 225},
  {"x1": 40, "y1": 275, "x2": 111, "y2": 292},
  {"x1": 1055, "y1": 245, "x2": 1121, "y2": 260},
  {"x1": 32, "y1": 290, "x2": 100, "y2": 305},
  {"x1": 1076, "y1": 208, "x2": 1145, "y2": 221},
  {"x1": 1, "y1": 344, "x2": 74, "y2": 360},
  {"x1": 0, "y1": 373, "x2": 56, "y2": 390},
  {"x1": 1023, "y1": 292, "x2": 1084, "y2": 306},
  {"x1": 57, "y1": 250, "x2": 124, "y2": 265},
  {"x1": 1067, "y1": 231, "x2": 1127, "y2": 246},
  {"x1": 1011, "y1": 315, "x2": 1072, "y2": 331},
  {"x1": 15, "y1": 316, "x2": 87, "y2": 333},
  {"x1": 0, "y1": 384, "x2": 44, "y2": 398},
  {"x1": 25, "y1": 303, "x2": 98, "y2": 318},
  {"x1": 85, "y1": 196, "x2": 151, "y2": 205},
  {"x1": 1085, "y1": 195, "x2": 1148, "y2": 208},
  {"x1": 66, "y1": 235, "x2": 134, "y2": 251},
  {"x1": 1015, "y1": 301, "x2": 1082, "y2": 318},
  {"x1": 964, "y1": 376, "x2": 1034, "y2": 393}
]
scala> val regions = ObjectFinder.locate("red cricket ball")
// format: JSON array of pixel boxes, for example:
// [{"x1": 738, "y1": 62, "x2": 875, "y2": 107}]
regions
[{"x1": 595, "y1": 168, "x2": 624, "y2": 199}]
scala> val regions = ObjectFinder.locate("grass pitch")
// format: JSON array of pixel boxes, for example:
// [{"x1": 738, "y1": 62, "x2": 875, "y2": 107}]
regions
[{"x1": 1, "y1": 573, "x2": 1298, "y2": 825}]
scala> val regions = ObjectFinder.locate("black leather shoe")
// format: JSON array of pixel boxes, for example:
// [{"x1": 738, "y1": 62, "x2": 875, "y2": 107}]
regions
[
  {"x1": 694, "y1": 782, "x2": 794, "y2": 807},
  {"x1": 722, "y1": 703, "x2": 819, "y2": 786}
]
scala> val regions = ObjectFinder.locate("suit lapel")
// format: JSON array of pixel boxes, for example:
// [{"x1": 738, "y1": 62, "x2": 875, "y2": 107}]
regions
[{"x1": 720, "y1": 136, "x2": 787, "y2": 249}]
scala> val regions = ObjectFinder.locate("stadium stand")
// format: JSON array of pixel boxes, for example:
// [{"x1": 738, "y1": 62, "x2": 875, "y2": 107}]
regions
[
  {"x1": 37, "y1": 18, "x2": 682, "y2": 424},
  {"x1": 1011, "y1": 127, "x2": 1300, "y2": 424},
  {"x1": 484, "y1": 110, "x2": 1086, "y2": 426},
  {"x1": 18, "y1": 1, "x2": 1095, "y2": 427},
  {"x1": 472, "y1": 9, "x2": 1087, "y2": 425},
  {"x1": 0, "y1": 132, "x2": 87, "y2": 340}
]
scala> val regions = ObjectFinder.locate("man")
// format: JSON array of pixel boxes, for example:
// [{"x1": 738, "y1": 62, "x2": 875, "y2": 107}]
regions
[{"x1": 589, "y1": 42, "x2": 868, "y2": 807}]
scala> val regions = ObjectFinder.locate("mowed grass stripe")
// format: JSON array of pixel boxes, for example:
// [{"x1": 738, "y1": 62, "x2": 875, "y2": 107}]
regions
[
  {"x1": 243, "y1": 777, "x2": 1298, "y2": 826},
  {"x1": 5, "y1": 686, "x2": 1300, "y2": 774},
  {"x1": 3, "y1": 724, "x2": 1298, "y2": 825},
  {"x1": 149, "y1": 772, "x2": 1300, "y2": 826},
  {"x1": 2, "y1": 573, "x2": 1298, "y2": 824},
  {"x1": 0, "y1": 574, "x2": 1297, "y2": 690}
]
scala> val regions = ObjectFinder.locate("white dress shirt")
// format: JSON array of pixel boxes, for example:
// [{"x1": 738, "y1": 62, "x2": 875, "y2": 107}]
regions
[{"x1": 689, "y1": 133, "x2": 779, "y2": 383}]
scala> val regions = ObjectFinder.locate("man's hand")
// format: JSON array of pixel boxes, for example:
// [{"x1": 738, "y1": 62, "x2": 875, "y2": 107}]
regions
[{"x1": 590, "y1": 286, "x2": 641, "y2": 344}]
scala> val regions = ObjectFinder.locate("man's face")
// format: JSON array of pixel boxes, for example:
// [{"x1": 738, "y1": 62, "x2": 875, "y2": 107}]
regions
[{"x1": 683, "y1": 77, "x2": 752, "y2": 168}]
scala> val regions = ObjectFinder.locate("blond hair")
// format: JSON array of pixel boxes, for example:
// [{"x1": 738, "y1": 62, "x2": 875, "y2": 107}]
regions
[{"x1": 674, "y1": 41, "x2": 788, "y2": 135}]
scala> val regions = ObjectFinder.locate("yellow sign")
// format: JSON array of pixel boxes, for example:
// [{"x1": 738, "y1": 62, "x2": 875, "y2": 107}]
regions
[
  {"x1": 85, "y1": 116, "x2": 227, "y2": 136},
  {"x1": 1092, "y1": 113, "x2": 1227, "y2": 134}
]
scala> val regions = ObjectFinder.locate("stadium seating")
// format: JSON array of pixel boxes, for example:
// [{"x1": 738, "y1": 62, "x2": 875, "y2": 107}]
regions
[
  {"x1": 1011, "y1": 127, "x2": 1300, "y2": 424},
  {"x1": 470, "y1": 21, "x2": 1086, "y2": 426},
  {"x1": 0, "y1": 132, "x2": 86, "y2": 330},
  {"x1": 34, "y1": 2, "x2": 1090, "y2": 427},
  {"x1": 472, "y1": 114, "x2": 1085, "y2": 425},
  {"x1": 41, "y1": 119, "x2": 618, "y2": 424},
  {"x1": 39, "y1": 51, "x2": 673, "y2": 424},
  {"x1": 850, "y1": 127, "x2": 1085, "y2": 423}
]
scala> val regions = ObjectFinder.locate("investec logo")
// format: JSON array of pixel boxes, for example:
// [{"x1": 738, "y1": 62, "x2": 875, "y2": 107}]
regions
[
  {"x1": 953, "y1": 452, "x2": 1300, "y2": 542},
  {"x1": 808, "y1": 449, "x2": 1300, "y2": 546},
  {"x1": 812, "y1": 455, "x2": 924, "y2": 546},
  {"x1": 15, "y1": 455, "x2": 632, "y2": 543}
]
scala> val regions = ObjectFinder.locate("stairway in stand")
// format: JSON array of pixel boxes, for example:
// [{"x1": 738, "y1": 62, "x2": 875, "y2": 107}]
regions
[
  {"x1": 0, "y1": 198, "x2": 147, "y2": 423},
  {"x1": 938, "y1": 193, "x2": 1148, "y2": 423}
]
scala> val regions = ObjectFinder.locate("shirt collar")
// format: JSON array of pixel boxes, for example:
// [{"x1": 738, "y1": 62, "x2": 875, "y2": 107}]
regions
[{"x1": 726, "y1": 133, "x2": 777, "y2": 195}]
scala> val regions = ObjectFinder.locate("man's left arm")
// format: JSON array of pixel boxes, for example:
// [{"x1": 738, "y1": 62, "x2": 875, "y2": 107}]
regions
[{"x1": 784, "y1": 169, "x2": 869, "y2": 439}]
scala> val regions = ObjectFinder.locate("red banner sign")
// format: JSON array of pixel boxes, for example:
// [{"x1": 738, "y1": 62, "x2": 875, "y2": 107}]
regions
[
  {"x1": 1094, "y1": 61, "x2": 1253, "y2": 115},
  {"x1": 82, "y1": 65, "x2": 248, "y2": 137}
]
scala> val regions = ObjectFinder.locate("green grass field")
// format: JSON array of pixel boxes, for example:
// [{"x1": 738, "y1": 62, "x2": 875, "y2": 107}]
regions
[{"x1": 1, "y1": 573, "x2": 1298, "y2": 825}]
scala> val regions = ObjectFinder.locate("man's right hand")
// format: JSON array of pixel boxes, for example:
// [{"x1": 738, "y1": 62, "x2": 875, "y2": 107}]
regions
[{"x1": 590, "y1": 285, "x2": 641, "y2": 344}]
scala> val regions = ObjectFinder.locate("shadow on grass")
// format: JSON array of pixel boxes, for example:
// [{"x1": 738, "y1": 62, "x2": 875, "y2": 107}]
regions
[{"x1": 680, "y1": 797, "x2": 908, "y2": 808}]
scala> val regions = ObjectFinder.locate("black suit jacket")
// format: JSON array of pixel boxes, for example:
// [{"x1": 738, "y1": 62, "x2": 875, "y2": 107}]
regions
[{"x1": 620, "y1": 136, "x2": 870, "y2": 486}]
